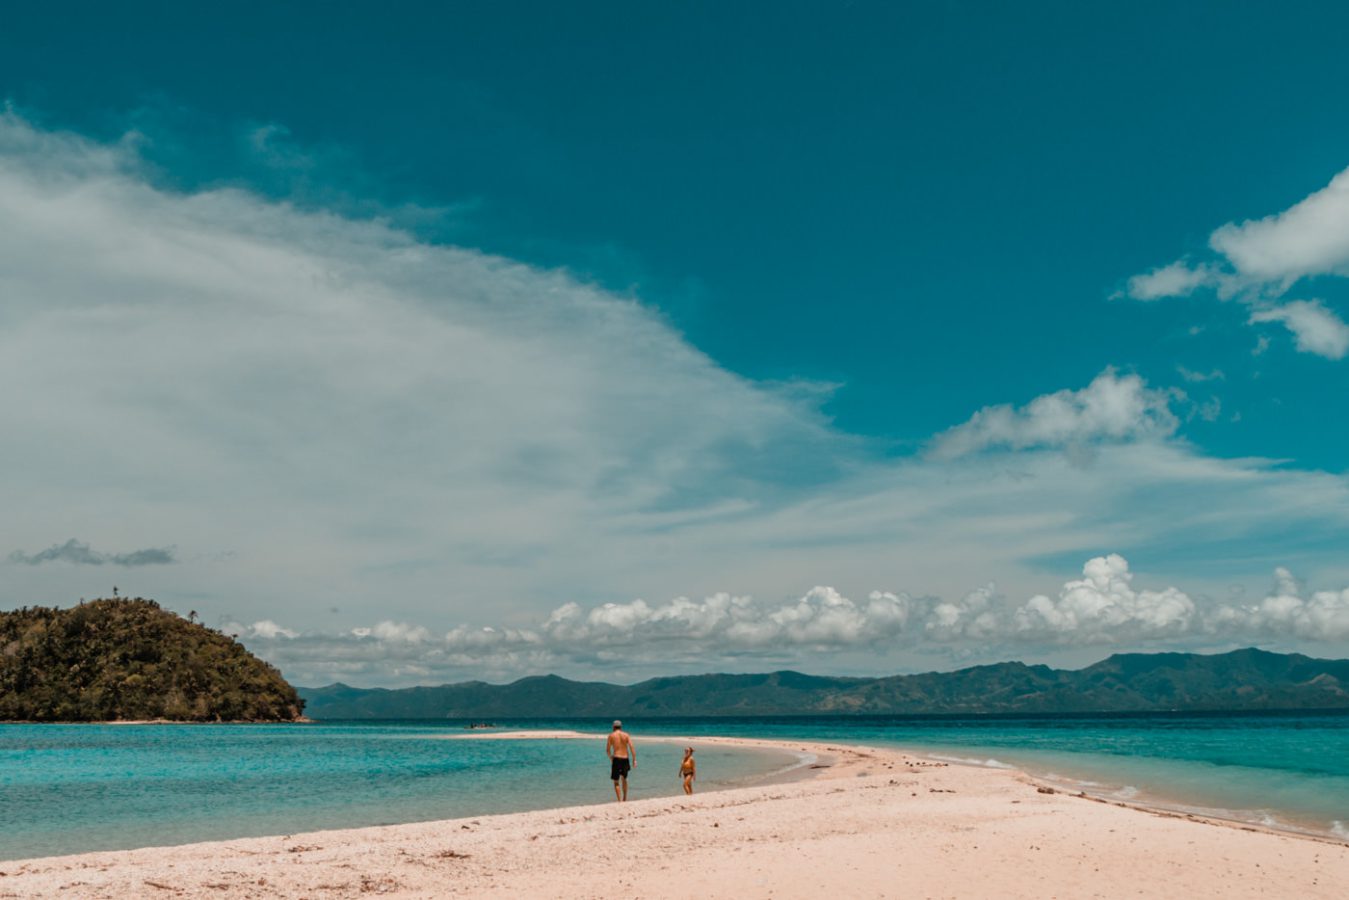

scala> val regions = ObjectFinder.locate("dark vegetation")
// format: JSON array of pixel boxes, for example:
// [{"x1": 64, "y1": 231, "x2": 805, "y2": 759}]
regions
[
  {"x1": 0, "y1": 598, "x2": 305, "y2": 721},
  {"x1": 299, "y1": 648, "x2": 1349, "y2": 719}
]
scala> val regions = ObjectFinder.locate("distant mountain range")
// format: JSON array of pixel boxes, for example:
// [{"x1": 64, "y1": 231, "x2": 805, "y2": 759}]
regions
[{"x1": 299, "y1": 648, "x2": 1349, "y2": 719}]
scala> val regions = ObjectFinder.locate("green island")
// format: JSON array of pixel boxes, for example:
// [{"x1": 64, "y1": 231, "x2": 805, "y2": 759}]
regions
[{"x1": 0, "y1": 598, "x2": 305, "y2": 722}]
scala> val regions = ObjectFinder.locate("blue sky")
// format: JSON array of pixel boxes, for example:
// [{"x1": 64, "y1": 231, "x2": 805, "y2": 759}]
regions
[{"x1": 2, "y1": 2, "x2": 1348, "y2": 685}]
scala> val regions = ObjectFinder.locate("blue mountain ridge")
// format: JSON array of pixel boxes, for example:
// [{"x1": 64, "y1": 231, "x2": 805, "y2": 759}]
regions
[{"x1": 298, "y1": 648, "x2": 1349, "y2": 719}]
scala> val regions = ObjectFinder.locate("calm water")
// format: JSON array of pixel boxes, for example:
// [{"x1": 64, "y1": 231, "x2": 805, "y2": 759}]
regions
[
  {"x1": 634, "y1": 710, "x2": 1349, "y2": 840},
  {"x1": 0, "y1": 722, "x2": 800, "y2": 860},
  {"x1": 3, "y1": 710, "x2": 1347, "y2": 860}
]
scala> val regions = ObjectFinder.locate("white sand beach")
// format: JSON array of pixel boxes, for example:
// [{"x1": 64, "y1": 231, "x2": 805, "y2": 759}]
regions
[{"x1": 4, "y1": 737, "x2": 1346, "y2": 899}]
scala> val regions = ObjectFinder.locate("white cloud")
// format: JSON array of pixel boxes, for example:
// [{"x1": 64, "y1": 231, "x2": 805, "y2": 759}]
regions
[
  {"x1": 1128, "y1": 167, "x2": 1349, "y2": 301},
  {"x1": 1011, "y1": 554, "x2": 1197, "y2": 643},
  {"x1": 0, "y1": 112, "x2": 844, "y2": 627},
  {"x1": 924, "y1": 584, "x2": 1001, "y2": 642},
  {"x1": 361, "y1": 621, "x2": 434, "y2": 643},
  {"x1": 240, "y1": 556, "x2": 1349, "y2": 684},
  {"x1": 1248, "y1": 300, "x2": 1349, "y2": 360},
  {"x1": 1208, "y1": 167, "x2": 1349, "y2": 290},
  {"x1": 249, "y1": 619, "x2": 298, "y2": 640},
  {"x1": 928, "y1": 369, "x2": 1179, "y2": 460},
  {"x1": 1124, "y1": 165, "x2": 1349, "y2": 359},
  {"x1": 538, "y1": 588, "x2": 918, "y2": 651},
  {"x1": 1176, "y1": 366, "x2": 1224, "y2": 383},
  {"x1": 1212, "y1": 568, "x2": 1349, "y2": 641},
  {"x1": 1125, "y1": 260, "x2": 1216, "y2": 300},
  {"x1": 6, "y1": 114, "x2": 1349, "y2": 685}
]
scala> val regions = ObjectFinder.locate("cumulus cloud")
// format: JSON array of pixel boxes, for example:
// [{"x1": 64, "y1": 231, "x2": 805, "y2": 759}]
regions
[
  {"x1": 540, "y1": 587, "x2": 919, "y2": 651},
  {"x1": 8, "y1": 538, "x2": 176, "y2": 567},
  {"x1": 1011, "y1": 554, "x2": 1197, "y2": 643},
  {"x1": 1128, "y1": 167, "x2": 1349, "y2": 300},
  {"x1": 1208, "y1": 167, "x2": 1349, "y2": 289},
  {"x1": 928, "y1": 369, "x2": 1179, "y2": 461},
  {"x1": 522, "y1": 559, "x2": 1348, "y2": 651},
  {"x1": 237, "y1": 587, "x2": 925, "y2": 684},
  {"x1": 1124, "y1": 165, "x2": 1349, "y2": 358},
  {"x1": 1211, "y1": 568, "x2": 1349, "y2": 641},
  {"x1": 233, "y1": 556, "x2": 1349, "y2": 685},
  {"x1": 1248, "y1": 300, "x2": 1349, "y2": 360},
  {"x1": 924, "y1": 584, "x2": 1001, "y2": 642}
]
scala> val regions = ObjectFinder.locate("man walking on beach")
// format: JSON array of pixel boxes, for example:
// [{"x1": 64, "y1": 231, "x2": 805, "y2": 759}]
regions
[{"x1": 606, "y1": 720, "x2": 635, "y2": 801}]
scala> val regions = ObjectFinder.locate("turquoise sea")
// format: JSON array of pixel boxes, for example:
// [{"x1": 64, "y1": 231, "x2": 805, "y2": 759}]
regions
[{"x1": 3, "y1": 711, "x2": 1347, "y2": 861}]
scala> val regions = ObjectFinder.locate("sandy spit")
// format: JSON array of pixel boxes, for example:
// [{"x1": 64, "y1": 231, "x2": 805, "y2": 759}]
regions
[{"x1": 4, "y1": 737, "x2": 1346, "y2": 899}]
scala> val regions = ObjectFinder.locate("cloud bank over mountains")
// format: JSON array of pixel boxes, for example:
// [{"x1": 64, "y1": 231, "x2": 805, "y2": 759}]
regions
[
  {"x1": 5, "y1": 114, "x2": 1349, "y2": 684},
  {"x1": 230, "y1": 555, "x2": 1349, "y2": 685}
]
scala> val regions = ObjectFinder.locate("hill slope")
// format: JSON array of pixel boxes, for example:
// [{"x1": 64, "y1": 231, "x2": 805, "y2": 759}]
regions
[
  {"x1": 0, "y1": 598, "x2": 305, "y2": 721},
  {"x1": 299, "y1": 648, "x2": 1349, "y2": 719}
]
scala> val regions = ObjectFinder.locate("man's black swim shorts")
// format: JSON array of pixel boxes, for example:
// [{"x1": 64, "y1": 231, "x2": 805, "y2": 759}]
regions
[{"x1": 610, "y1": 757, "x2": 631, "y2": 781}]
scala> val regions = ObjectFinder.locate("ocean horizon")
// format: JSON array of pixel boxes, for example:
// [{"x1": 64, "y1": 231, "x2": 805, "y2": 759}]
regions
[{"x1": 4, "y1": 709, "x2": 1347, "y2": 861}]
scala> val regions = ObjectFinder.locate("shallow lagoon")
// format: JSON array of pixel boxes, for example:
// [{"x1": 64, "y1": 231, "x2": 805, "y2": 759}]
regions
[
  {"x1": 5, "y1": 709, "x2": 1347, "y2": 860},
  {"x1": 636, "y1": 710, "x2": 1349, "y2": 839},
  {"x1": 0, "y1": 723, "x2": 800, "y2": 860}
]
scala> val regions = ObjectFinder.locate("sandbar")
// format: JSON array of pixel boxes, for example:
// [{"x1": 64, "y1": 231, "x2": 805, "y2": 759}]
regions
[{"x1": 3, "y1": 737, "x2": 1346, "y2": 898}]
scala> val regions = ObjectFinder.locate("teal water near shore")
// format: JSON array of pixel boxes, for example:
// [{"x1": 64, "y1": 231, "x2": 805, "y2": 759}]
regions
[
  {"x1": 4, "y1": 710, "x2": 1347, "y2": 860},
  {"x1": 0, "y1": 724, "x2": 800, "y2": 861},
  {"x1": 636, "y1": 710, "x2": 1349, "y2": 840}
]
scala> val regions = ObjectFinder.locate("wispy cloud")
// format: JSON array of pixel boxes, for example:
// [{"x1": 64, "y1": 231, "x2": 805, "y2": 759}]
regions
[
  {"x1": 8, "y1": 539, "x2": 176, "y2": 567},
  {"x1": 1248, "y1": 300, "x2": 1349, "y2": 360},
  {"x1": 1176, "y1": 366, "x2": 1225, "y2": 383},
  {"x1": 5, "y1": 114, "x2": 1349, "y2": 684},
  {"x1": 1125, "y1": 260, "x2": 1217, "y2": 301},
  {"x1": 0, "y1": 110, "x2": 843, "y2": 614}
]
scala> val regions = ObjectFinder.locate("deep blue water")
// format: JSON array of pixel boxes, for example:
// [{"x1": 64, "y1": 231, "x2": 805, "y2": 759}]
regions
[{"x1": 3, "y1": 710, "x2": 1347, "y2": 860}]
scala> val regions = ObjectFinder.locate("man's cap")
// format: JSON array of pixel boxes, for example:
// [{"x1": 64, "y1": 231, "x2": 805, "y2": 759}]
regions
[{"x1": 613, "y1": 720, "x2": 622, "y2": 728}]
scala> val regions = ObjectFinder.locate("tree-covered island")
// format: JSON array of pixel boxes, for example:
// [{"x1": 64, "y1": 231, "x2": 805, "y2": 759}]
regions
[{"x1": 0, "y1": 598, "x2": 305, "y2": 722}]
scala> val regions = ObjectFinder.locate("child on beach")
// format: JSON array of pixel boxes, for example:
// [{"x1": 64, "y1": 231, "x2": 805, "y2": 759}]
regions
[{"x1": 680, "y1": 747, "x2": 696, "y2": 794}]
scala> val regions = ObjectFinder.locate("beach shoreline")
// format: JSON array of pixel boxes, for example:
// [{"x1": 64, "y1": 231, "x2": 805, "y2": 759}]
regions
[
  {"x1": 445, "y1": 729, "x2": 830, "y2": 788},
  {"x1": 914, "y1": 747, "x2": 1349, "y2": 846},
  {"x1": 5, "y1": 735, "x2": 1348, "y2": 898},
  {"x1": 454, "y1": 729, "x2": 1349, "y2": 842}
]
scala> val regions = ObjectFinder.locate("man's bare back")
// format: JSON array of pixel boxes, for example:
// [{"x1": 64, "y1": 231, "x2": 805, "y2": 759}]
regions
[
  {"x1": 606, "y1": 721, "x2": 635, "y2": 801},
  {"x1": 606, "y1": 729, "x2": 633, "y2": 759}
]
